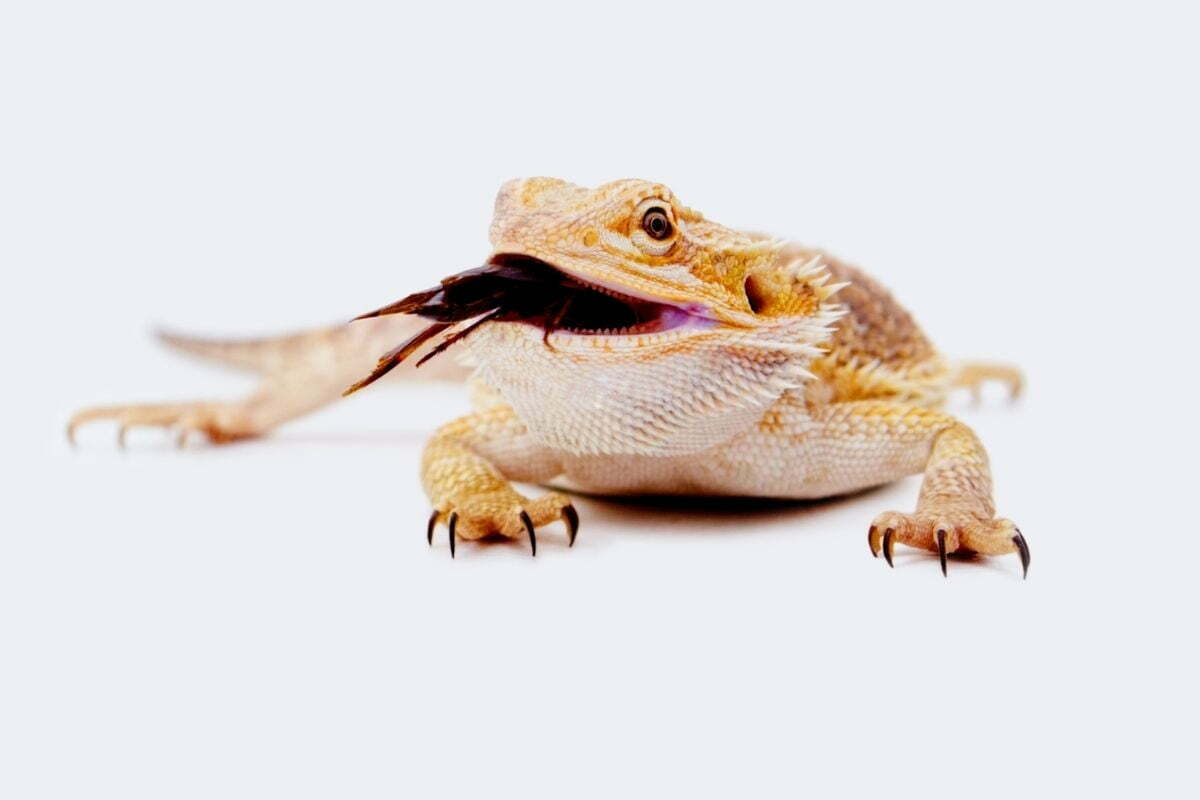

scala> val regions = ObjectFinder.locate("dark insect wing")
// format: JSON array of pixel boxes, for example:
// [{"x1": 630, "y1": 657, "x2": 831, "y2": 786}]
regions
[
  {"x1": 414, "y1": 308, "x2": 503, "y2": 367},
  {"x1": 346, "y1": 255, "x2": 641, "y2": 393},
  {"x1": 342, "y1": 321, "x2": 453, "y2": 396},
  {"x1": 359, "y1": 261, "x2": 566, "y2": 325},
  {"x1": 352, "y1": 286, "x2": 443, "y2": 321}
]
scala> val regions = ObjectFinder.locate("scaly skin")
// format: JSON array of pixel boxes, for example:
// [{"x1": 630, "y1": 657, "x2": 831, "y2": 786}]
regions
[{"x1": 69, "y1": 178, "x2": 1028, "y2": 577}]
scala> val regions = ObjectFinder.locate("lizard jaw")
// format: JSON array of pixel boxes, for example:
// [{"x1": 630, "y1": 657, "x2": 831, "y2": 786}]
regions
[
  {"x1": 344, "y1": 254, "x2": 719, "y2": 390},
  {"x1": 485, "y1": 253, "x2": 715, "y2": 338}
]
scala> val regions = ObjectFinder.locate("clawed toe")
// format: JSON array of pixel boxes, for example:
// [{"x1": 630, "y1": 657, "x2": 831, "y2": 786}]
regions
[
  {"x1": 67, "y1": 403, "x2": 249, "y2": 448},
  {"x1": 519, "y1": 510, "x2": 536, "y2": 556},
  {"x1": 867, "y1": 523, "x2": 897, "y2": 566},
  {"x1": 1012, "y1": 528, "x2": 1031, "y2": 579},
  {"x1": 562, "y1": 503, "x2": 579, "y2": 547},
  {"x1": 868, "y1": 514, "x2": 1029, "y2": 579},
  {"x1": 425, "y1": 502, "x2": 580, "y2": 558}
]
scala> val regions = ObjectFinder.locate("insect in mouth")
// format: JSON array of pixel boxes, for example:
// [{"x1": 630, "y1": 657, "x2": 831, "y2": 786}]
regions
[{"x1": 344, "y1": 255, "x2": 687, "y2": 395}]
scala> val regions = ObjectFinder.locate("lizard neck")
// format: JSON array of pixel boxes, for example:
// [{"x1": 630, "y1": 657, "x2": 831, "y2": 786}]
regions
[{"x1": 466, "y1": 315, "x2": 835, "y2": 457}]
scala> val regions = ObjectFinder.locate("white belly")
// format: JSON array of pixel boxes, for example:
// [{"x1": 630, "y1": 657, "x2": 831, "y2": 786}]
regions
[{"x1": 548, "y1": 424, "x2": 927, "y2": 500}]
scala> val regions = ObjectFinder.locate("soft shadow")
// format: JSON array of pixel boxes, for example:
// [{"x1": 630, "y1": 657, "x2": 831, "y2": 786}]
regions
[
  {"x1": 266, "y1": 430, "x2": 429, "y2": 447},
  {"x1": 64, "y1": 426, "x2": 429, "y2": 452},
  {"x1": 886, "y1": 548, "x2": 1023, "y2": 577},
  {"x1": 571, "y1": 484, "x2": 891, "y2": 537},
  {"x1": 567, "y1": 488, "x2": 1026, "y2": 578}
]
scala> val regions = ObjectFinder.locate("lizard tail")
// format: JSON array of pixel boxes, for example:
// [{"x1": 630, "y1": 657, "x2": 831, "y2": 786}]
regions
[
  {"x1": 156, "y1": 328, "x2": 303, "y2": 374},
  {"x1": 155, "y1": 317, "x2": 472, "y2": 383}
]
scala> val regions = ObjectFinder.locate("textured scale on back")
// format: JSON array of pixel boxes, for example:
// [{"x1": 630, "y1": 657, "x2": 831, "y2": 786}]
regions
[{"x1": 69, "y1": 178, "x2": 1029, "y2": 578}]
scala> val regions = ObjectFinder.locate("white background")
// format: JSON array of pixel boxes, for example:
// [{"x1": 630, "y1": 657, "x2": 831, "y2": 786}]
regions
[{"x1": 2, "y1": 1, "x2": 1197, "y2": 797}]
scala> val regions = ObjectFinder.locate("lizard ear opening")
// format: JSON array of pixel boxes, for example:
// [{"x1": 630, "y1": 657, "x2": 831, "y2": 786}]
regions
[{"x1": 743, "y1": 275, "x2": 769, "y2": 314}]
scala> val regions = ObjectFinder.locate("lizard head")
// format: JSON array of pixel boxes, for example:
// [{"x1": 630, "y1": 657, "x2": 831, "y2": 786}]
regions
[
  {"x1": 488, "y1": 177, "x2": 837, "y2": 325},
  {"x1": 351, "y1": 178, "x2": 845, "y2": 456}
]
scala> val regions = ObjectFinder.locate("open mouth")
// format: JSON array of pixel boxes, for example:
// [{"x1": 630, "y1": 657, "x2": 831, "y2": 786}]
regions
[{"x1": 343, "y1": 254, "x2": 701, "y2": 395}]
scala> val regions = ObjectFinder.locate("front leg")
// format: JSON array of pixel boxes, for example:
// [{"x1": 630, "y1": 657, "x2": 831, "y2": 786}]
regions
[
  {"x1": 844, "y1": 402, "x2": 1032, "y2": 578},
  {"x1": 422, "y1": 405, "x2": 574, "y2": 557},
  {"x1": 811, "y1": 402, "x2": 1029, "y2": 577}
]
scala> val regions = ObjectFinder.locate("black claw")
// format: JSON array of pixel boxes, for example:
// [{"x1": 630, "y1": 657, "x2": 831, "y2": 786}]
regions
[
  {"x1": 936, "y1": 529, "x2": 948, "y2": 577},
  {"x1": 427, "y1": 510, "x2": 438, "y2": 546},
  {"x1": 1012, "y1": 529, "x2": 1030, "y2": 579},
  {"x1": 447, "y1": 512, "x2": 458, "y2": 558},
  {"x1": 868, "y1": 525, "x2": 879, "y2": 557},
  {"x1": 562, "y1": 504, "x2": 579, "y2": 547},
  {"x1": 882, "y1": 528, "x2": 895, "y2": 567},
  {"x1": 520, "y1": 510, "x2": 536, "y2": 557}
]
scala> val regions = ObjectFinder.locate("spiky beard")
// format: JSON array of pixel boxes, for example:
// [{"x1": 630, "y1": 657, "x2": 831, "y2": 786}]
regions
[{"x1": 465, "y1": 312, "x2": 841, "y2": 457}]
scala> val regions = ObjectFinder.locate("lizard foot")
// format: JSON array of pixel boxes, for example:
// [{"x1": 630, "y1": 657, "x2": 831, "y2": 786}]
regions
[
  {"x1": 867, "y1": 510, "x2": 1029, "y2": 579},
  {"x1": 67, "y1": 402, "x2": 255, "y2": 448},
  {"x1": 953, "y1": 361, "x2": 1023, "y2": 404},
  {"x1": 425, "y1": 490, "x2": 578, "y2": 558}
]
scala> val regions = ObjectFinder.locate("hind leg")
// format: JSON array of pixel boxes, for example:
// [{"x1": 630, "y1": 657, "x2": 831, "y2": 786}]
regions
[
  {"x1": 952, "y1": 361, "x2": 1023, "y2": 403},
  {"x1": 67, "y1": 385, "x2": 327, "y2": 447},
  {"x1": 68, "y1": 316, "x2": 458, "y2": 447}
]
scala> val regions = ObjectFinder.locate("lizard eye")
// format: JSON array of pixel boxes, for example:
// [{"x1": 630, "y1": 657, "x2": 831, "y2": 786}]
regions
[
  {"x1": 631, "y1": 199, "x2": 678, "y2": 256},
  {"x1": 641, "y1": 208, "x2": 673, "y2": 240}
]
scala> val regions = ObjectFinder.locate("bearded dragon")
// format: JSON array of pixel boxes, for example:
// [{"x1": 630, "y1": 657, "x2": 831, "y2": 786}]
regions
[{"x1": 68, "y1": 178, "x2": 1029, "y2": 577}]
